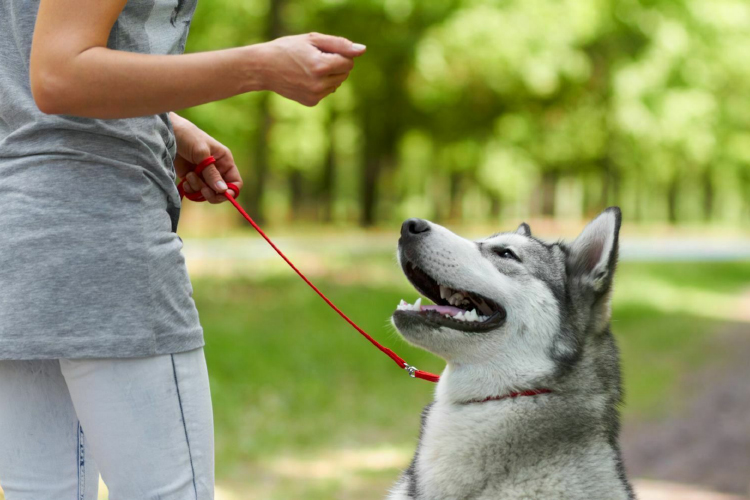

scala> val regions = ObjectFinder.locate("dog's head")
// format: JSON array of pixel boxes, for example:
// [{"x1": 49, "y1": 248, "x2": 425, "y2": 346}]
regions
[{"x1": 392, "y1": 207, "x2": 622, "y2": 394}]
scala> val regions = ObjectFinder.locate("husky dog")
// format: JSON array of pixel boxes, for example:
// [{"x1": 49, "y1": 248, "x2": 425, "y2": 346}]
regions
[{"x1": 389, "y1": 208, "x2": 633, "y2": 500}]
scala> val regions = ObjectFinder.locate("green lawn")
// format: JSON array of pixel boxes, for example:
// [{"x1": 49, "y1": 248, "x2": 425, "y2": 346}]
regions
[
  {"x1": 192, "y1": 259, "x2": 750, "y2": 498},
  {"x1": 2, "y1": 260, "x2": 748, "y2": 500}
]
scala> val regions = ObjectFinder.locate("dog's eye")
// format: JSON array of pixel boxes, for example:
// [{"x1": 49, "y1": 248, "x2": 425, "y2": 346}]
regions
[{"x1": 494, "y1": 248, "x2": 520, "y2": 261}]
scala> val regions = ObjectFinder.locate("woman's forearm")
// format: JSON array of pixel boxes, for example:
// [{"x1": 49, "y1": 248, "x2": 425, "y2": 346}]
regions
[{"x1": 32, "y1": 45, "x2": 268, "y2": 119}]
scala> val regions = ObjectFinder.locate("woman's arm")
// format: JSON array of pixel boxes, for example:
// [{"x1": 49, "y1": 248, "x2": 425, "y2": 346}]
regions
[{"x1": 30, "y1": 0, "x2": 365, "y2": 118}]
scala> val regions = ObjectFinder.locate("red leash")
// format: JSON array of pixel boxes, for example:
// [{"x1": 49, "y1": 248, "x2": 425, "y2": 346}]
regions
[{"x1": 177, "y1": 156, "x2": 440, "y2": 383}]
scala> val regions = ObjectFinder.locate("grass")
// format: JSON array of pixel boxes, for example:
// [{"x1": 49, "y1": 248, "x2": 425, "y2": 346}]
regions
[
  {"x1": 2, "y1": 259, "x2": 748, "y2": 500},
  {"x1": 191, "y1": 259, "x2": 750, "y2": 496},
  {"x1": 196, "y1": 276, "x2": 441, "y2": 473}
]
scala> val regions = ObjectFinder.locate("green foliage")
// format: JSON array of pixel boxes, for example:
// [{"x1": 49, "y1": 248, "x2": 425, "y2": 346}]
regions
[{"x1": 181, "y1": 0, "x2": 750, "y2": 227}]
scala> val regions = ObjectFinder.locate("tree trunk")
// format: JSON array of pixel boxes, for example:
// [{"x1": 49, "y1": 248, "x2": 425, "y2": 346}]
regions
[
  {"x1": 359, "y1": 110, "x2": 396, "y2": 227},
  {"x1": 247, "y1": 0, "x2": 284, "y2": 225},
  {"x1": 249, "y1": 102, "x2": 271, "y2": 224},
  {"x1": 600, "y1": 161, "x2": 620, "y2": 209},
  {"x1": 360, "y1": 156, "x2": 380, "y2": 227},
  {"x1": 319, "y1": 112, "x2": 336, "y2": 223},
  {"x1": 702, "y1": 168, "x2": 713, "y2": 222},
  {"x1": 633, "y1": 170, "x2": 642, "y2": 223},
  {"x1": 667, "y1": 175, "x2": 679, "y2": 224},
  {"x1": 448, "y1": 171, "x2": 463, "y2": 220},
  {"x1": 489, "y1": 193, "x2": 502, "y2": 219},
  {"x1": 540, "y1": 170, "x2": 557, "y2": 217},
  {"x1": 288, "y1": 169, "x2": 304, "y2": 221},
  {"x1": 610, "y1": 169, "x2": 621, "y2": 207}
]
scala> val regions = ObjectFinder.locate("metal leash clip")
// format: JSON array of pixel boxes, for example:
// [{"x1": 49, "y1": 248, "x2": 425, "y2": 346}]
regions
[{"x1": 404, "y1": 364, "x2": 418, "y2": 378}]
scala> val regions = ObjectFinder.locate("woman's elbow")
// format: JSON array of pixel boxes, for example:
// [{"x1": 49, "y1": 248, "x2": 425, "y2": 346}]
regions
[{"x1": 30, "y1": 66, "x2": 70, "y2": 115}]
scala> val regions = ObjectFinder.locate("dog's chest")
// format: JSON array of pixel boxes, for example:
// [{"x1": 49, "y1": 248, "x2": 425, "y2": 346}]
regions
[
  {"x1": 412, "y1": 402, "x2": 629, "y2": 500},
  {"x1": 414, "y1": 403, "x2": 522, "y2": 498}
]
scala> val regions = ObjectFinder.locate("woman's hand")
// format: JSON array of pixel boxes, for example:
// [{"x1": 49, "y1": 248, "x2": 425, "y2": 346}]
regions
[
  {"x1": 258, "y1": 33, "x2": 366, "y2": 107},
  {"x1": 170, "y1": 113, "x2": 243, "y2": 204}
]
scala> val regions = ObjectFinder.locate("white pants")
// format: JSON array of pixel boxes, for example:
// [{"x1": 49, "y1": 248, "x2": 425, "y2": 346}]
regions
[{"x1": 0, "y1": 348, "x2": 214, "y2": 500}]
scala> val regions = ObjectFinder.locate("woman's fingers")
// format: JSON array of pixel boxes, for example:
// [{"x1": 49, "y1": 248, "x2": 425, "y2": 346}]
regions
[
  {"x1": 196, "y1": 164, "x2": 227, "y2": 203},
  {"x1": 323, "y1": 72, "x2": 349, "y2": 88},
  {"x1": 201, "y1": 164, "x2": 227, "y2": 192},
  {"x1": 308, "y1": 33, "x2": 366, "y2": 58},
  {"x1": 185, "y1": 172, "x2": 202, "y2": 194},
  {"x1": 318, "y1": 52, "x2": 354, "y2": 76}
]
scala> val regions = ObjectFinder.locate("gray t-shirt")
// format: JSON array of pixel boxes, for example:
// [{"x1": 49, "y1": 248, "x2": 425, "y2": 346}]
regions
[{"x1": 0, "y1": 0, "x2": 205, "y2": 359}]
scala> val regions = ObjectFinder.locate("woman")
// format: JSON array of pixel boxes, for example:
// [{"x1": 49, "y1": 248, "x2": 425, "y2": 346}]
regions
[{"x1": 0, "y1": 0, "x2": 365, "y2": 497}]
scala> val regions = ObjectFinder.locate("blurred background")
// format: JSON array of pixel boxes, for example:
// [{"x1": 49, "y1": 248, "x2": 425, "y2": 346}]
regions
[
  {"x1": 181, "y1": 0, "x2": 750, "y2": 498},
  {"x1": 5, "y1": 0, "x2": 749, "y2": 499}
]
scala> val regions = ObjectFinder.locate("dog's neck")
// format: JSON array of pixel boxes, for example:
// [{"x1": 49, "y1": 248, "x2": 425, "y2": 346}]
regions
[
  {"x1": 435, "y1": 359, "x2": 557, "y2": 406},
  {"x1": 462, "y1": 387, "x2": 553, "y2": 405}
]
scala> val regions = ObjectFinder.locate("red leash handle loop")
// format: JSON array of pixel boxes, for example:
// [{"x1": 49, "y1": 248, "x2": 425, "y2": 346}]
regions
[
  {"x1": 177, "y1": 156, "x2": 241, "y2": 202},
  {"x1": 179, "y1": 156, "x2": 440, "y2": 383}
]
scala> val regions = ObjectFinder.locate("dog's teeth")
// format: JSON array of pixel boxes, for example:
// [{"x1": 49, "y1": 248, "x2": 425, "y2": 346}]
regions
[
  {"x1": 455, "y1": 311, "x2": 465, "y2": 321},
  {"x1": 449, "y1": 293, "x2": 463, "y2": 305},
  {"x1": 439, "y1": 286, "x2": 451, "y2": 299},
  {"x1": 414, "y1": 298, "x2": 421, "y2": 309}
]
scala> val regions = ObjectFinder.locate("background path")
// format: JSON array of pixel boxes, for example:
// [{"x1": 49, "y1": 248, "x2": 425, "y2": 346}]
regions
[{"x1": 622, "y1": 317, "x2": 750, "y2": 496}]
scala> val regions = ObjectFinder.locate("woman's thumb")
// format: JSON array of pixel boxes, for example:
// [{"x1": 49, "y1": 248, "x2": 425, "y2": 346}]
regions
[{"x1": 309, "y1": 32, "x2": 366, "y2": 57}]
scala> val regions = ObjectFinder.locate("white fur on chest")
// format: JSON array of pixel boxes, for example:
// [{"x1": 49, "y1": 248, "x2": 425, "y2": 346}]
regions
[{"x1": 404, "y1": 400, "x2": 629, "y2": 500}]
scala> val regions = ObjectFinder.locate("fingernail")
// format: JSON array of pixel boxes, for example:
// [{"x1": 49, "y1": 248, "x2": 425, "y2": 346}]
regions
[
  {"x1": 352, "y1": 43, "x2": 366, "y2": 51},
  {"x1": 216, "y1": 180, "x2": 228, "y2": 191}
]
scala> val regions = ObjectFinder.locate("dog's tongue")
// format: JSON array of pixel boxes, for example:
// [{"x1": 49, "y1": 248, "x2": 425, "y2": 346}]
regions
[{"x1": 420, "y1": 304, "x2": 464, "y2": 316}]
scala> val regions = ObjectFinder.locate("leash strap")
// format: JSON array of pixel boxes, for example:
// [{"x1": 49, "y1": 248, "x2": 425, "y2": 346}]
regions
[{"x1": 177, "y1": 156, "x2": 440, "y2": 383}]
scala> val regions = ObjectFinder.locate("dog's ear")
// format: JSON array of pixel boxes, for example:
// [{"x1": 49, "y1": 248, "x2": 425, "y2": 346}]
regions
[
  {"x1": 567, "y1": 207, "x2": 621, "y2": 293},
  {"x1": 515, "y1": 222, "x2": 531, "y2": 237}
]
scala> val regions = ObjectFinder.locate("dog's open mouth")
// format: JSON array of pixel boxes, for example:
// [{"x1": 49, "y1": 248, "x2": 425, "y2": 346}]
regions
[{"x1": 393, "y1": 260, "x2": 506, "y2": 332}]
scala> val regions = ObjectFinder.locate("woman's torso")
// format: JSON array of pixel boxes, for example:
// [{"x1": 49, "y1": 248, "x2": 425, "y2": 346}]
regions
[{"x1": 0, "y1": 0, "x2": 204, "y2": 360}]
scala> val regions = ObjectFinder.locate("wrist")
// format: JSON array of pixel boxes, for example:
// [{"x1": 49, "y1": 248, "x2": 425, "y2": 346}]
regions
[{"x1": 234, "y1": 43, "x2": 274, "y2": 94}]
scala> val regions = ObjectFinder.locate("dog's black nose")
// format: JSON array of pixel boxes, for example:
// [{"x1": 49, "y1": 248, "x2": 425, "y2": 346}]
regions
[{"x1": 402, "y1": 218, "x2": 430, "y2": 237}]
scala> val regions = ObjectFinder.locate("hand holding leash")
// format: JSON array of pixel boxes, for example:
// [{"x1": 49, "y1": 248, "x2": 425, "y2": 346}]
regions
[
  {"x1": 172, "y1": 113, "x2": 243, "y2": 203},
  {"x1": 177, "y1": 157, "x2": 240, "y2": 202}
]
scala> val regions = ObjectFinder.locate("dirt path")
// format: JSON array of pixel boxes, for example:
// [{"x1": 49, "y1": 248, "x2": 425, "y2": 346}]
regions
[{"x1": 621, "y1": 320, "x2": 750, "y2": 496}]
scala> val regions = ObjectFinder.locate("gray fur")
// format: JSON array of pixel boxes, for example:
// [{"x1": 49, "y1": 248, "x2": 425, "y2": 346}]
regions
[{"x1": 389, "y1": 207, "x2": 634, "y2": 499}]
